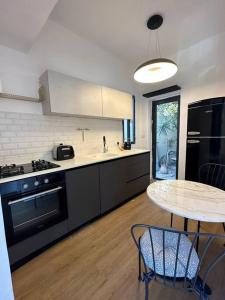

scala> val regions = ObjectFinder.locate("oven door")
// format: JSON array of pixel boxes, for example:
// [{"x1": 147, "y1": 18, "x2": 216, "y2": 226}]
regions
[{"x1": 4, "y1": 185, "x2": 67, "y2": 246}]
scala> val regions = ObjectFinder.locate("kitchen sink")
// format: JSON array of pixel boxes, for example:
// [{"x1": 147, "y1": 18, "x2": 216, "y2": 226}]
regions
[{"x1": 89, "y1": 152, "x2": 119, "y2": 159}]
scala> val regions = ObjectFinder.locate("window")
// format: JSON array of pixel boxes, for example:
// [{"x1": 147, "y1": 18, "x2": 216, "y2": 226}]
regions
[{"x1": 123, "y1": 96, "x2": 135, "y2": 144}]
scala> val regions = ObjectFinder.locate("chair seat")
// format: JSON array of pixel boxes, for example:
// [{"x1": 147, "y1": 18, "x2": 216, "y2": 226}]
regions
[{"x1": 140, "y1": 229, "x2": 199, "y2": 279}]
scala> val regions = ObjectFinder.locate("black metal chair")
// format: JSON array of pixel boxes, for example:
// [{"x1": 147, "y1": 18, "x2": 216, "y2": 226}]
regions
[
  {"x1": 131, "y1": 224, "x2": 225, "y2": 300},
  {"x1": 198, "y1": 163, "x2": 225, "y2": 234}
]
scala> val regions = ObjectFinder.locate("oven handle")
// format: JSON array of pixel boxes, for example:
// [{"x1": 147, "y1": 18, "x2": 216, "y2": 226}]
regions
[{"x1": 8, "y1": 186, "x2": 63, "y2": 205}]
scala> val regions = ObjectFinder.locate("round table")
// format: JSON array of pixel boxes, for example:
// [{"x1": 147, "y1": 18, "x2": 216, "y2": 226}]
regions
[{"x1": 147, "y1": 180, "x2": 225, "y2": 229}]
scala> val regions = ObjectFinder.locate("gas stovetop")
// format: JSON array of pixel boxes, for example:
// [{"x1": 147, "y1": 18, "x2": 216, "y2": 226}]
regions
[{"x1": 0, "y1": 160, "x2": 60, "y2": 178}]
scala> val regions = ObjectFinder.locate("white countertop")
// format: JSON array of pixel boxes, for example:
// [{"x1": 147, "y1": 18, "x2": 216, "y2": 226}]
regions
[
  {"x1": 147, "y1": 180, "x2": 225, "y2": 223},
  {"x1": 0, "y1": 149, "x2": 150, "y2": 184}
]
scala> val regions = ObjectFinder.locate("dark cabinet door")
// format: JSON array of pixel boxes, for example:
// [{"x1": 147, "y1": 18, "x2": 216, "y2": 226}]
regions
[
  {"x1": 100, "y1": 153, "x2": 150, "y2": 214},
  {"x1": 185, "y1": 138, "x2": 225, "y2": 182},
  {"x1": 187, "y1": 103, "x2": 225, "y2": 137},
  {"x1": 66, "y1": 165, "x2": 100, "y2": 231},
  {"x1": 100, "y1": 159, "x2": 127, "y2": 214}
]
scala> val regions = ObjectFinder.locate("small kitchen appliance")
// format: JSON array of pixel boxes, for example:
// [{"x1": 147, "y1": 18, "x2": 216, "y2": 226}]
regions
[
  {"x1": 53, "y1": 143, "x2": 74, "y2": 161},
  {"x1": 123, "y1": 141, "x2": 131, "y2": 150}
]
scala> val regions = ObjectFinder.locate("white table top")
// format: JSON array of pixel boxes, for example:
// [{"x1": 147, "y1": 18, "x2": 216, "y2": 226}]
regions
[{"x1": 147, "y1": 180, "x2": 225, "y2": 223}]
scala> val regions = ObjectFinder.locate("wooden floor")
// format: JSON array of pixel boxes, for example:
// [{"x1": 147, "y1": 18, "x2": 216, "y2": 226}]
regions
[{"x1": 13, "y1": 193, "x2": 225, "y2": 300}]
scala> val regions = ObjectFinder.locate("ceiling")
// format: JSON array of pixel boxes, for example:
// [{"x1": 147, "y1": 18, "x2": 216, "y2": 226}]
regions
[
  {"x1": 50, "y1": 0, "x2": 225, "y2": 65},
  {"x1": 1, "y1": 0, "x2": 225, "y2": 94},
  {"x1": 0, "y1": 0, "x2": 58, "y2": 51}
]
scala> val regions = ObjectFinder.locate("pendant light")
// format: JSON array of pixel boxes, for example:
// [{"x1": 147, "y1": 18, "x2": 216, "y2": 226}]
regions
[{"x1": 134, "y1": 15, "x2": 178, "y2": 83}]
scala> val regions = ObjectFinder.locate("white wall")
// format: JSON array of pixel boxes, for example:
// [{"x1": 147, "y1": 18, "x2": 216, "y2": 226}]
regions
[
  {"x1": 0, "y1": 198, "x2": 14, "y2": 300},
  {"x1": 0, "y1": 19, "x2": 147, "y2": 163},
  {"x1": 0, "y1": 20, "x2": 134, "y2": 101},
  {"x1": 0, "y1": 111, "x2": 122, "y2": 165}
]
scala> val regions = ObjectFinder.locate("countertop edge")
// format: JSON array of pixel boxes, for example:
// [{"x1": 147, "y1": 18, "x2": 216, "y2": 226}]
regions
[{"x1": 0, "y1": 149, "x2": 150, "y2": 185}]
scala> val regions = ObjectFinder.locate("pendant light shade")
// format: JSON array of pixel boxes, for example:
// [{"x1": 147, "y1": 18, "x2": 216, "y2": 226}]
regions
[
  {"x1": 134, "y1": 15, "x2": 178, "y2": 84},
  {"x1": 134, "y1": 58, "x2": 178, "y2": 83}
]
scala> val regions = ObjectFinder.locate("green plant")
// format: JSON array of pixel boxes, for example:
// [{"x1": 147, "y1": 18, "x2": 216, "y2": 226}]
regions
[{"x1": 156, "y1": 102, "x2": 178, "y2": 171}]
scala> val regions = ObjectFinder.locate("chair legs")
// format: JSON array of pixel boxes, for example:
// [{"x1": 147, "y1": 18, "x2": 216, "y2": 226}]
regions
[
  {"x1": 170, "y1": 213, "x2": 173, "y2": 227},
  {"x1": 196, "y1": 221, "x2": 200, "y2": 253},
  {"x1": 138, "y1": 237, "x2": 142, "y2": 281},
  {"x1": 145, "y1": 280, "x2": 149, "y2": 300},
  {"x1": 138, "y1": 237, "x2": 150, "y2": 299},
  {"x1": 195, "y1": 276, "x2": 211, "y2": 299}
]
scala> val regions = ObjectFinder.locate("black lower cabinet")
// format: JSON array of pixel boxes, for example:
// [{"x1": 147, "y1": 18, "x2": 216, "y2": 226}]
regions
[
  {"x1": 66, "y1": 165, "x2": 100, "y2": 231},
  {"x1": 8, "y1": 153, "x2": 150, "y2": 269},
  {"x1": 100, "y1": 159, "x2": 127, "y2": 213},
  {"x1": 125, "y1": 153, "x2": 150, "y2": 198},
  {"x1": 66, "y1": 153, "x2": 150, "y2": 225},
  {"x1": 100, "y1": 153, "x2": 150, "y2": 214}
]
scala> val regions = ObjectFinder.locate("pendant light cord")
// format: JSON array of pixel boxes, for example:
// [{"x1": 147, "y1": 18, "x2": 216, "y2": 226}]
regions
[
  {"x1": 156, "y1": 30, "x2": 162, "y2": 58},
  {"x1": 146, "y1": 31, "x2": 151, "y2": 60}
]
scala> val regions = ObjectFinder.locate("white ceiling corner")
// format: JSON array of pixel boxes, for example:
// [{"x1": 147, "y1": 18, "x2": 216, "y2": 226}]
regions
[{"x1": 0, "y1": 0, "x2": 58, "y2": 52}]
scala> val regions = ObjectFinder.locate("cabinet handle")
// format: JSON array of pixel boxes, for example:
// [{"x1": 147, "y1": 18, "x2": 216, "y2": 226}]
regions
[
  {"x1": 187, "y1": 140, "x2": 200, "y2": 144},
  {"x1": 8, "y1": 186, "x2": 63, "y2": 205},
  {"x1": 188, "y1": 131, "x2": 200, "y2": 135}
]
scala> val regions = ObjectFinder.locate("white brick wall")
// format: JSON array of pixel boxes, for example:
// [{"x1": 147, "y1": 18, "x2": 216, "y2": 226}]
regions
[{"x1": 0, "y1": 111, "x2": 122, "y2": 165}]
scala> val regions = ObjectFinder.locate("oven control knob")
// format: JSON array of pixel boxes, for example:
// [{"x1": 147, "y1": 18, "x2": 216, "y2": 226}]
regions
[
  {"x1": 23, "y1": 183, "x2": 29, "y2": 189},
  {"x1": 34, "y1": 180, "x2": 39, "y2": 187},
  {"x1": 44, "y1": 178, "x2": 49, "y2": 184}
]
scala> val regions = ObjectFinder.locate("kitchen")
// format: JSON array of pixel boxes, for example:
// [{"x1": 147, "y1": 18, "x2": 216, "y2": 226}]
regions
[{"x1": 1, "y1": 1, "x2": 225, "y2": 300}]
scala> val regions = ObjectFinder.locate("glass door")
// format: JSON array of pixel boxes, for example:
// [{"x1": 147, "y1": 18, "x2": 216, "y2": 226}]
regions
[{"x1": 152, "y1": 96, "x2": 180, "y2": 180}]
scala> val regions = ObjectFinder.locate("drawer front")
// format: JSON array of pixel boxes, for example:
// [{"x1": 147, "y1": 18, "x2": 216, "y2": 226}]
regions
[
  {"x1": 125, "y1": 153, "x2": 150, "y2": 182},
  {"x1": 126, "y1": 174, "x2": 150, "y2": 198},
  {"x1": 8, "y1": 220, "x2": 68, "y2": 266}
]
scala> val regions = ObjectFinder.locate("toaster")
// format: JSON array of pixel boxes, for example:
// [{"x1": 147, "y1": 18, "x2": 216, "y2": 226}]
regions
[{"x1": 53, "y1": 143, "x2": 75, "y2": 161}]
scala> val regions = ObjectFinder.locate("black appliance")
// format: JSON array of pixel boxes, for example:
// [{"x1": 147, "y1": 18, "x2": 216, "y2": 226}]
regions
[
  {"x1": 185, "y1": 97, "x2": 225, "y2": 181},
  {"x1": 0, "y1": 160, "x2": 60, "y2": 178},
  {"x1": 123, "y1": 141, "x2": 131, "y2": 150},
  {"x1": 1, "y1": 171, "x2": 67, "y2": 246},
  {"x1": 53, "y1": 143, "x2": 74, "y2": 161}
]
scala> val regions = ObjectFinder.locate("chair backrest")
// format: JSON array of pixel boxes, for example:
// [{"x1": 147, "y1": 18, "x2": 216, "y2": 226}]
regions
[
  {"x1": 199, "y1": 163, "x2": 225, "y2": 190},
  {"x1": 131, "y1": 224, "x2": 225, "y2": 296}
]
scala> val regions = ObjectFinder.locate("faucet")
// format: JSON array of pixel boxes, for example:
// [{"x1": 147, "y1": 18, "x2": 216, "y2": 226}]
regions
[{"x1": 103, "y1": 136, "x2": 108, "y2": 153}]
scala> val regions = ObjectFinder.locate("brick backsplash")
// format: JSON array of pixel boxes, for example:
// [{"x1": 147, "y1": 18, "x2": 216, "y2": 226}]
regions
[{"x1": 0, "y1": 111, "x2": 122, "y2": 165}]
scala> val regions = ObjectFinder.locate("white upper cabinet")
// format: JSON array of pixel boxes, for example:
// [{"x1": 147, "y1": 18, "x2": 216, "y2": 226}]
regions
[
  {"x1": 40, "y1": 70, "x2": 132, "y2": 120},
  {"x1": 101, "y1": 86, "x2": 132, "y2": 120},
  {"x1": 40, "y1": 70, "x2": 102, "y2": 117}
]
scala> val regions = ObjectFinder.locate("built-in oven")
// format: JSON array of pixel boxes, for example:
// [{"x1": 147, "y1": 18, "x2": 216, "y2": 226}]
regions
[{"x1": 1, "y1": 171, "x2": 67, "y2": 246}]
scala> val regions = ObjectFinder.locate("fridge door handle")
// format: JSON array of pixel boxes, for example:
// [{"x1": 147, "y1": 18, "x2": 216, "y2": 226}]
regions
[
  {"x1": 187, "y1": 140, "x2": 200, "y2": 144},
  {"x1": 188, "y1": 131, "x2": 200, "y2": 135}
]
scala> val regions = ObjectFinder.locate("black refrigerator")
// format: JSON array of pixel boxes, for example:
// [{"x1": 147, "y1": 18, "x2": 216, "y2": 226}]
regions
[{"x1": 185, "y1": 97, "x2": 225, "y2": 182}]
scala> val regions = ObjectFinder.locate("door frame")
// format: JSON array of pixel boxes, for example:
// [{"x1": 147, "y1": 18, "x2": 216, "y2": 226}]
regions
[{"x1": 152, "y1": 96, "x2": 180, "y2": 180}]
